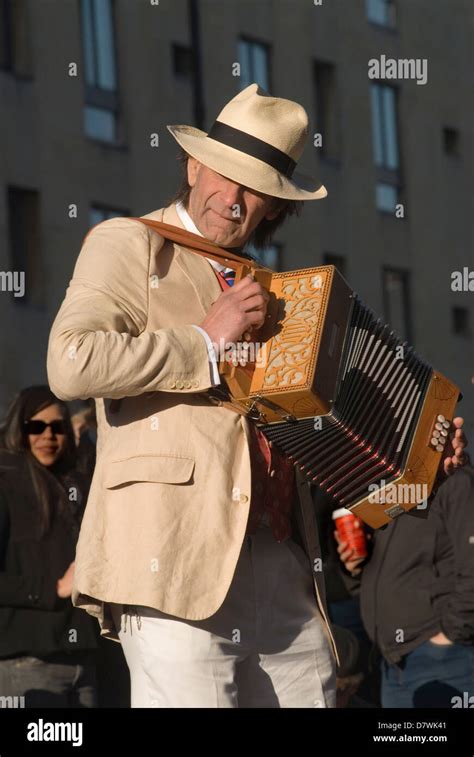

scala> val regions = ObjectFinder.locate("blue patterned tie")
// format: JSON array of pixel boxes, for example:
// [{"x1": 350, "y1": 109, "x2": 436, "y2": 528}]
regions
[{"x1": 223, "y1": 269, "x2": 236, "y2": 286}]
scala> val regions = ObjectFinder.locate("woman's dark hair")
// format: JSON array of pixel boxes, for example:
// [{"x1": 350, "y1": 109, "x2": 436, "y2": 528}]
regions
[
  {"x1": 0, "y1": 385, "x2": 79, "y2": 536},
  {"x1": 167, "y1": 150, "x2": 304, "y2": 251}
]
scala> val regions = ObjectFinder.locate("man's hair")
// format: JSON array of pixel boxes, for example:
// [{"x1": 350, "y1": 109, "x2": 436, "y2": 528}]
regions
[{"x1": 167, "y1": 150, "x2": 303, "y2": 251}]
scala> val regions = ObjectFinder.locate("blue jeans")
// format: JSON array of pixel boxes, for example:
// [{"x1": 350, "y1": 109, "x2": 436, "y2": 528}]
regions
[{"x1": 382, "y1": 640, "x2": 474, "y2": 708}]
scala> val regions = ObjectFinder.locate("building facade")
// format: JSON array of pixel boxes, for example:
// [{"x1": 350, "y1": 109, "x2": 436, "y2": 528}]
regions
[{"x1": 1, "y1": 0, "x2": 472, "y2": 434}]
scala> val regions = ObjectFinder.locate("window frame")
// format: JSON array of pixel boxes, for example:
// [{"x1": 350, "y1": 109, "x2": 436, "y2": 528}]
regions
[
  {"x1": 313, "y1": 59, "x2": 341, "y2": 164},
  {"x1": 80, "y1": 0, "x2": 121, "y2": 145},
  {"x1": 382, "y1": 266, "x2": 412, "y2": 343},
  {"x1": 370, "y1": 83, "x2": 404, "y2": 215},
  {"x1": 0, "y1": 0, "x2": 34, "y2": 78},
  {"x1": 89, "y1": 203, "x2": 129, "y2": 228},
  {"x1": 237, "y1": 36, "x2": 272, "y2": 92},
  {"x1": 6, "y1": 185, "x2": 43, "y2": 308},
  {"x1": 452, "y1": 306, "x2": 470, "y2": 337},
  {"x1": 366, "y1": 0, "x2": 397, "y2": 30}
]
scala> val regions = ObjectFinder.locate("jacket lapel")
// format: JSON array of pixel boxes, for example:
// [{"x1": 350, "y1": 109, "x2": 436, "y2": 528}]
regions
[{"x1": 157, "y1": 204, "x2": 223, "y2": 316}]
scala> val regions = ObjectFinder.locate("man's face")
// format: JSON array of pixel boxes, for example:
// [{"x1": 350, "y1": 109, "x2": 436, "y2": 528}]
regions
[{"x1": 186, "y1": 158, "x2": 280, "y2": 248}]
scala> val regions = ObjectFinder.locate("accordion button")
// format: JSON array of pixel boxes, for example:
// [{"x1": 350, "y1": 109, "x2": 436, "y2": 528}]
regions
[
  {"x1": 440, "y1": 429, "x2": 449, "y2": 437},
  {"x1": 431, "y1": 437, "x2": 439, "y2": 446},
  {"x1": 442, "y1": 421, "x2": 451, "y2": 429},
  {"x1": 433, "y1": 430, "x2": 441, "y2": 438},
  {"x1": 437, "y1": 414, "x2": 446, "y2": 423},
  {"x1": 435, "y1": 423, "x2": 443, "y2": 431},
  {"x1": 436, "y1": 445, "x2": 444, "y2": 452}
]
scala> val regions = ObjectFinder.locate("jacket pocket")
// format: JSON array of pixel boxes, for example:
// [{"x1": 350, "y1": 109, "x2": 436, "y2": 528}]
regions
[{"x1": 104, "y1": 455, "x2": 195, "y2": 488}]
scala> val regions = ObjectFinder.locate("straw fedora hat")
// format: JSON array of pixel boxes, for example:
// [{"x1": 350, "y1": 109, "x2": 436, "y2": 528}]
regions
[{"x1": 167, "y1": 83, "x2": 327, "y2": 202}]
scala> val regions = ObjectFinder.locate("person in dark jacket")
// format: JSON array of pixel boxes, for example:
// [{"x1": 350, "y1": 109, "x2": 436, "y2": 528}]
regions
[
  {"x1": 0, "y1": 386, "x2": 98, "y2": 707},
  {"x1": 336, "y1": 465, "x2": 474, "y2": 708}
]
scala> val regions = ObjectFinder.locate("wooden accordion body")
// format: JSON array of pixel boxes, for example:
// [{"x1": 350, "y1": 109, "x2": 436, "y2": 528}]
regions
[{"x1": 218, "y1": 265, "x2": 460, "y2": 529}]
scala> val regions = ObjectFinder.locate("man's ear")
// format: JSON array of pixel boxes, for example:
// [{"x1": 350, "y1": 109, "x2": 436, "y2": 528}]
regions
[
  {"x1": 187, "y1": 158, "x2": 201, "y2": 188},
  {"x1": 264, "y1": 198, "x2": 284, "y2": 222}
]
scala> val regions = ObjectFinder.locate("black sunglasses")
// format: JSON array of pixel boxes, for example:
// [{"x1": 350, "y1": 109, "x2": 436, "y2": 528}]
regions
[{"x1": 23, "y1": 419, "x2": 67, "y2": 435}]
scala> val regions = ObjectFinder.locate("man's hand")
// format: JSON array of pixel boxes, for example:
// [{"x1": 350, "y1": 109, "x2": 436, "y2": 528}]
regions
[
  {"x1": 200, "y1": 275, "x2": 269, "y2": 347},
  {"x1": 334, "y1": 531, "x2": 367, "y2": 576},
  {"x1": 56, "y1": 561, "x2": 75, "y2": 598},
  {"x1": 441, "y1": 417, "x2": 468, "y2": 477}
]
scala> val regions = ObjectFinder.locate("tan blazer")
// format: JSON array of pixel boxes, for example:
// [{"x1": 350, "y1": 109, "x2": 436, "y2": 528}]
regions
[{"x1": 47, "y1": 204, "x2": 337, "y2": 661}]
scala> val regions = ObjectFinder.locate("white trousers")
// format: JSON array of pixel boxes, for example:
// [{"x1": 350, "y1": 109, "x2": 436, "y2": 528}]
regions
[{"x1": 110, "y1": 525, "x2": 336, "y2": 708}]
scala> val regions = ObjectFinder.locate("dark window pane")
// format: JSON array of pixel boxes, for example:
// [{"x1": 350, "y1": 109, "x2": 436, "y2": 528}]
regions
[
  {"x1": 81, "y1": 0, "x2": 117, "y2": 90},
  {"x1": 238, "y1": 38, "x2": 270, "y2": 91},
  {"x1": 443, "y1": 127, "x2": 460, "y2": 156},
  {"x1": 314, "y1": 61, "x2": 340, "y2": 159},
  {"x1": 89, "y1": 205, "x2": 127, "y2": 227},
  {"x1": 382, "y1": 87, "x2": 398, "y2": 168},
  {"x1": 172, "y1": 44, "x2": 194, "y2": 76},
  {"x1": 370, "y1": 84, "x2": 399, "y2": 170},
  {"x1": 376, "y1": 182, "x2": 398, "y2": 212},
  {"x1": 0, "y1": 0, "x2": 12, "y2": 70},
  {"x1": 452, "y1": 307, "x2": 469, "y2": 336},
  {"x1": 7, "y1": 187, "x2": 42, "y2": 305},
  {"x1": 366, "y1": 0, "x2": 396, "y2": 27},
  {"x1": 370, "y1": 85, "x2": 384, "y2": 165},
  {"x1": 95, "y1": 0, "x2": 116, "y2": 90},
  {"x1": 323, "y1": 253, "x2": 346, "y2": 276},
  {"x1": 238, "y1": 39, "x2": 252, "y2": 89},
  {"x1": 383, "y1": 268, "x2": 411, "y2": 341},
  {"x1": 252, "y1": 43, "x2": 269, "y2": 91},
  {"x1": 84, "y1": 105, "x2": 116, "y2": 141},
  {"x1": 81, "y1": 0, "x2": 118, "y2": 143},
  {"x1": 246, "y1": 242, "x2": 281, "y2": 271},
  {"x1": 81, "y1": 0, "x2": 96, "y2": 86},
  {"x1": 0, "y1": 0, "x2": 33, "y2": 76}
]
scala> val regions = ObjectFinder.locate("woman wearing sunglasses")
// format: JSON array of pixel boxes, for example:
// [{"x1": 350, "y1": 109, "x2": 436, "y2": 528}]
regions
[{"x1": 0, "y1": 385, "x2": 98, "y2": 707}]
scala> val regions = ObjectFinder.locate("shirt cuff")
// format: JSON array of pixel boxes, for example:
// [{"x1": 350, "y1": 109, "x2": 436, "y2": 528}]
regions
[{"x1": 191, "y1": 325, "x2": 221, "y2": 386}]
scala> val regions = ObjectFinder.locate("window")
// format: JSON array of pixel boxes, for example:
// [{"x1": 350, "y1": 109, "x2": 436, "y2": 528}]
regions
[
  {"x1": 382, "y1": 268, "x2": 411, "y2": 341},
  {"x1": 80, "y1": 0, "x2": 119, "y2": 143},
  {"x1": 366, "y1": 0, "x2": 396, "y2": 28},
  {"x1": 314, "y1": 61, "x2": 340, "y2": 160},
  {"x1": 442, "y1": 127, "x2": 460, "y2": 157},
  {"x1": 375, "y1": 184, "x2": 398, "y2": 213},
  {"x1": 371, "y1": 85, "x2": 399, "y2": 170},
  {"x1": 238, "y1": 38, "x2": 270, "y2": 91},
  {"x1": 370, "y1": 84, "x2": 402, "y2": 213},
  {"x1": 89, "y1": 205, "x2": 128, "y2": 227},
  {"x1": 172, "y1": 44, "x2": 194, "y2": 77},
  {"x1": 323, "y1": 253, "x2": 346, "y2": 277},
  {"x1": 0, "y1": 0, "x2": 33, "y2": 76},
  {"x1": 246, "y1": 242, "x2": 282, "y2": 271},
  {"x1": 452, "y1": 307, "x2": 469, "y2": 337},
  {"x1": 7, "y1": 187, "x2": 42, "y2": 306}
]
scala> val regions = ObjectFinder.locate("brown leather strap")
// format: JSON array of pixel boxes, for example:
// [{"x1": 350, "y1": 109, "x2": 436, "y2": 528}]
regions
[{"x1": 129, "y1": 217, "x2": 269, "y2": 274}]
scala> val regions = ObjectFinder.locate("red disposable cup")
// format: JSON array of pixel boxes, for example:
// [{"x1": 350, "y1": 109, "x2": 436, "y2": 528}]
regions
[{"x1": 332, "y1": 507, "x2": 368, "y2": 559}]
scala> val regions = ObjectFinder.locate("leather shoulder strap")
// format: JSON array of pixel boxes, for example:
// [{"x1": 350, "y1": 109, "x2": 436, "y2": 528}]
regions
[{"x1": 129, "y1": 217, "x2": 270, "y2": 274}]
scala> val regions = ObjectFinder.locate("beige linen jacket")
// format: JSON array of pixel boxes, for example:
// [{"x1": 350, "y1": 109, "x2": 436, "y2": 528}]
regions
[{"x1": 47, "y1": 203, "x2": 337, "y2": 660}]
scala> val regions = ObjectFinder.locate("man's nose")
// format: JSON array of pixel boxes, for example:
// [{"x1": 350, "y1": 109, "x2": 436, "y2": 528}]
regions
[{"x1": 222, "y1": 180, "x2": 244, "y2": 209}]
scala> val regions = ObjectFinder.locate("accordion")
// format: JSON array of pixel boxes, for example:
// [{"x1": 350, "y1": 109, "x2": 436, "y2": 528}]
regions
[
  {"x1": 133, "y1": 219, "x2": 461, "y2": 530},
  {"x1": 217, "y1": 263, "x2": 460, "y2": 528}
]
